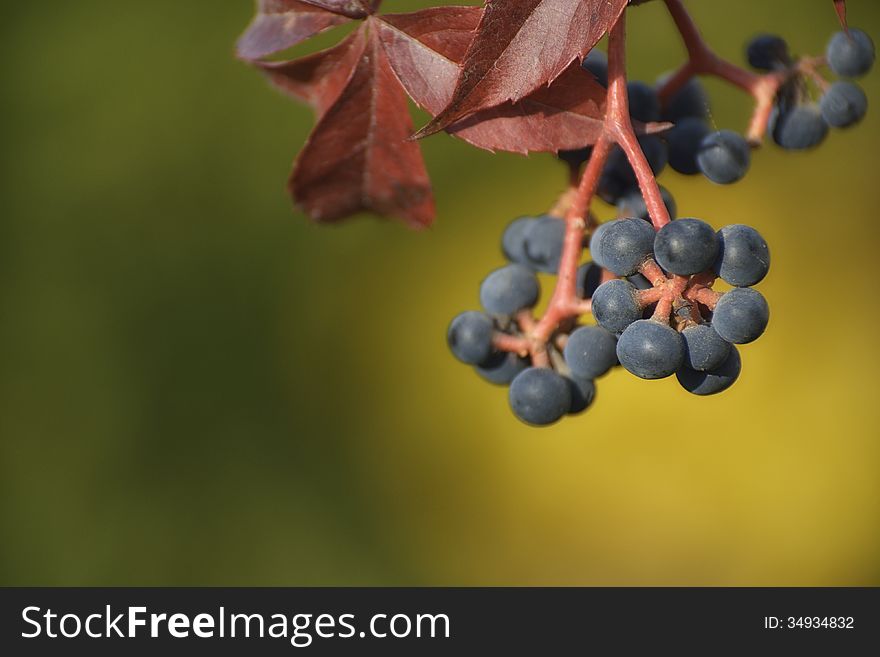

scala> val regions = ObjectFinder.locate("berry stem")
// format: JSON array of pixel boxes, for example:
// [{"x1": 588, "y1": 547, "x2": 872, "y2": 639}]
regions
[
  {"x1": 658, "y1": 0, "x2": 792, "y2": 144},
  {"x1": 639, "y1": 259, "x2": 668, "y2": 286},
  {"x1": 511, "y1": 9, "x2": 675, "y2": 363},
  {"x1": 690, "y1": 286, "x2": 722, "y2": 310},
  {"x1": 492, "y1": 332, "x2": 530, "y2": 355},
  {"x1": 606, "y1": 11, "x2": 672, "y2": 231}
]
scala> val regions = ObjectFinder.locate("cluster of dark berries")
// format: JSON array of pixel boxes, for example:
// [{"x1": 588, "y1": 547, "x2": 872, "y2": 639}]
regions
[
  {"x1": 445, "y1": 25, "x2": 872, "y2": 428},
  {"x1": 576, "y1": 50, "x2": 754, "y2": 193},
  {"x1": 447, "y1": 210, "x2": 771, "y2": 426},
  {"x1": 753, "y1": 29, "x2": 873, "y2": 150},
  {"x1": 447, "y1": 215, "x2": 611, "y2": 426},
  {"x1": 589, "y1": 217, "x2": 770, "y2": 394}
]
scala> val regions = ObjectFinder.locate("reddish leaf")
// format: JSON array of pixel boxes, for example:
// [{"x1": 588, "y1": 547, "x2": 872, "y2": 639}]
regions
[
  {"x1": 449, "y1": 63, "x2": 608, "y2": 153},
  {"x1": 290, "y1": 23, "x2": 434, "y2": 228},
  {"x1": 298, "y1": 0, "x2": 381, "y2": 18},
  {"x1": 255, "y1": 29, "x2": 366, "y2": 116},
  {"x1": 236, "y1": 0, "x2": 350, "y2": 61},
  {"x1": 415, "y1": 0, "x2": 628, "y2": 137},
  {"x1": 376, "y1": 8, "x2": 483, "y2": 118},
  {"x1": 378, "y1": 8, "x2": 610, "y2": 154}
]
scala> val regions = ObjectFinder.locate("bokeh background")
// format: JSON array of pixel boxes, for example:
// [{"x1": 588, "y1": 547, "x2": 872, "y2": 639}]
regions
[{"x1": 1, "y1": 0, "x2": 878, "y2": 586}]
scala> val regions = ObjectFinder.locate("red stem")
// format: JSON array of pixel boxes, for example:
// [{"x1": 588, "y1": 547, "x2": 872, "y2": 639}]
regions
[
  {"x1": 510, "y1": 7, "x2": 728, "y2": 364},
  {"x1": 605, "y1": 12, "x2": 671, "y2": 231},
  {"x1": 492, "y1": 332, "x2": 530, "y2": 355},
  {"x1": 659, "y1": 0, "x2": 796, "y2": 144}
]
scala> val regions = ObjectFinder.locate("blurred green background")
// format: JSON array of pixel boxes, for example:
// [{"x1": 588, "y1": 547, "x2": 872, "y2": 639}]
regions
[{"x1": 1, "y1": 0, "x2": 878, "y2": 586}]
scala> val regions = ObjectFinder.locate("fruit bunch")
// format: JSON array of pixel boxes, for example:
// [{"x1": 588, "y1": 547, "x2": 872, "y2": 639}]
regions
[
  {"x1": 446, "y1": 19, "x2": 874, "y2": 427},
  {"x1": 767, "y1": 29, "x2": 873, "y2": 149},
  {"x1": 448, "y1": 215, "x2": 605, "y2": 426},
  {"x1": 589, "y1": 218, "x2": 768, "y2": 390},
  {"x1": 577, "y1": 50, "x2": 755, "y2": 191},
  {"x1": 237, "y1": 0, "x2": 873, "y2": 428},
  {"x1": 448, "y1": 212, "x2": 770, "y2": 426}
]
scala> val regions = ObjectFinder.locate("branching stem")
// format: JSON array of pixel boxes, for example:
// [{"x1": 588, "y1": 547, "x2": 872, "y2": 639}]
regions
[
  {"x1": 496, "y1": 5, "x2": 742, "y2": 364},
  {"x1": 657, "y1": 0, "x2": 824, "y2": 144}
]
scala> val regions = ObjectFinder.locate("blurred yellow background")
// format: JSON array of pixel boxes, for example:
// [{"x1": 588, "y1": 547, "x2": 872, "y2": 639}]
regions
[{"x1": 1, "y1": 1, "x2": 878, "y2": 585}]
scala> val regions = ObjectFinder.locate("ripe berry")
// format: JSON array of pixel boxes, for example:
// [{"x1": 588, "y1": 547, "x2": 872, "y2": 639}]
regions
[
  {"x1": 712, "y1": 288, "x2": 770, "y2": 344},
  {"x1": 558, "y1": 147, "x2": 592, "y2": 168},
  {"x1": 476, "y1": 351, "x2": 529, "y2": 385},
  {"x1": 597, "y1": 170, "x2": 628, "y2": 205},
  {"x1": 819, "y1": 81, "x2": 868, "y2": 128},
  {"x1": 771, "y1": 104, "x2": 828, "y2": 150},
  {"x1": 582, "y1": 49, "x2": 609, "y2": 87},
  {"x1": 627, "y1": 273, "x2": 653, "y2": 291},
  {"x1": 502, "y1": 216, "x2": 534, "y2": 265},
  {"x1": 576, "y1": 261, "x2": 603, "y2": 300},
  {"x1": 567, "y1": 376, "x2": 597, "y2": 414},
  {"x1": 658, "y1": 75, "x2": 710, "y2": 122},
  {"x1": 676, "y1": 347, "x2": 741, "y2": 396},
  {"x1": 589, "y1": 218, "x2": 655, "y2": 276},
  {"x1": 628, "y1": 81, "x2": 661, "y2": 123},
  {"x1": 681, "y1": 324, "x2": 731, "y2": 372},
  {"x1": 826, "y1": 28, "x2": 875, "y2": 78},
  {"x1": 697, "y1": 130, "x2": 751, "y2": 184},
  {"x1": 591, "y1": 279, "x2": 642, "y2": 334},
  {"x1": 616, "y1": 319, "x2": 685, "y2": 380},
  {"x1": 447, "y1": 311, "x2": 495, "y2": 365},
  {"x1": 564, "y1": 325, "x2": 619, "y2": 379},
  {"x1": 746, "y1": 34, "x2": 790, "y2": 71},
  {"x1": 617, "y1": 186, "x2": 677, "y2": 222},
  {"x1": 604, "y1": 136, "x2": 669, "y2": 187},
  {"x1": 509, "y1": 368, "x2": 572, "y2": 426},
  {"x1": 714, "y1": 224, "x2": 770, "y2": 287},
  {"x1": 523, "y1": 215, "x2": 566, "y2": 274},
  {"x1": 480, "y1": 264, "x2": 540, "y2": 316},
  {"x1": 666, "y1": 117, "x2": 710, "y2": 175},
  {"x1": 653, "y1": 218, "x2": 720, "y2": 276}
]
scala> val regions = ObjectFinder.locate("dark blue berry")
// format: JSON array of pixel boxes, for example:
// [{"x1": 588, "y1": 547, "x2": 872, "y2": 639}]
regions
[
  {"x1": 576, "y1": 261, "x2": 603, "y2": 300},
  {"x1": 597, "y1": 170, "x2": 628, "y2": 204},
  {"x1": 589, "y1": 218, "x2": 655, "y2": 276},
  {"x1": 480, "y1": 264, "x2": 540, "y2": 316},
  {"x1": 592, "y1": 279, "x2": 642, "y2": 334},
  {"x1": 616, "y1": 319, "x2": 685, "y2": 379},
  {"x1": 654, "y1": 218, "x2": 719, "y2": 276},
  {"x1": 564, "y1": 325, "x2": 618, "y2": 379},
  {"x1": 604, "y1": 136, "x2": 668, "y2": 187},
  {"x1": 567, "y1": 376, "x2": 597, "y2": 414},
  {"x1": 820, "y1": 81, "x2": 868, "y2": 128},
  {"x1": 712, "y1": 288, "x2": 769, "y2": 344},
  {"x1": 582, "y1": 49, "x2": 609, "y2": 87},
  {"x1": 714, "y1": 224, "x2": 770, "y2": 287},
  {"x1": 627, "y1": 273, "x2": 653, "y2": 291},
  {"x1": 501, "y1": 216, "x2": 534, "y2": 265},
  {"x1": 676, "y1": 346, "x2": 741, "y2": 396},
  {"x1": 558, "y1": 147, "x2": 592, "y2": 168},
  {"x1": 666, "y1": 117, "x2": 710, "y2": 175},
  {"x1": 746, "y1": 34, "x2": 790, "y2": 71},
  {"x1": 588, "y1": 221, "x2": 611, "y2": 268},
  {"x1": 628, "y1": 81, "x2": 661, "y2": 123},
  {"x1": 476, "y1": 351, "x2": 529, "y2": 385},
  {"x1": 509, "y1": 368, "x2": 571, "y2": 426},
  {"x1": 697, "y1": 130, "x2": 751, "y2": 184},
  {"x1": 617, "y1": 186, "x2": 677, "y2": 222},
  {"x1": 681, "y1": 324, "x2": 731, "y2": 371},
  {"x1": 771, "y1": 104, "x2": 828, "y2": 150},
  {"x1": 523, "y1": 215, "x2": 566, "y2": 274},
  {"x1": 447, "y1": 311, "x2": 494, "y2": 365},
  {"x1": 826, "y1": 28, "x2": 875, "y2": 78},
  {"x1": 658, "y1": 75, "x2": 710, "y2": 122}
]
